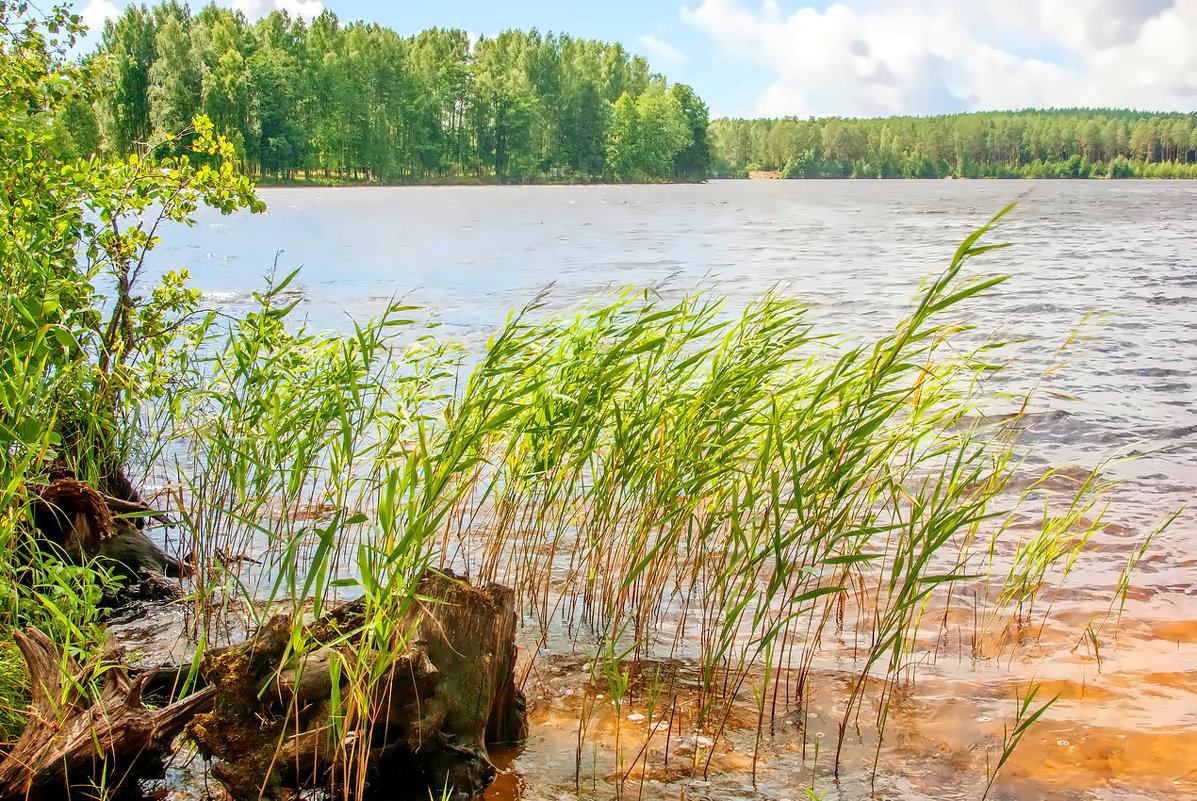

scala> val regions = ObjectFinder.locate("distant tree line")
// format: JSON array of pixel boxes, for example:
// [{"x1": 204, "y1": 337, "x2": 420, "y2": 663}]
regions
[
  {"x1": 710, "y1": 110, "x2": 1197, "y2": 179},
  {"x1": 65, "y1": 3, "x2": 712, "y2": 183}
]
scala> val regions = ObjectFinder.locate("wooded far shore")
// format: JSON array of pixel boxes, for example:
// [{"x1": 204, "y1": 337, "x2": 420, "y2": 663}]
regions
[{"x1": 71, "y1": 5, "x2": 1197, "y2": 185}]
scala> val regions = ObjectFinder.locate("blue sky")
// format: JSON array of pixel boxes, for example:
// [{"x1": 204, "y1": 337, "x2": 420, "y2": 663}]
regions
[{"x1": 79, "y1": 0, "x2": 1197, "y2": 118}]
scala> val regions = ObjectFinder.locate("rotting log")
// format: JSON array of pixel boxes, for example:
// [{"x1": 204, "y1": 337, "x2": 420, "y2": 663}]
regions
[
  {"x1": 29, "y1": 475, "x2": 186, "y2": 589},
  {"x1": 0, "y1": 555, "x2": 524, "y2": 799},
  {"x1": 0, "y1": 630, "x2": 216, "y2": 799},
  {"x1": 187, "y1": 569, "x2": 527, "y2": 801}
]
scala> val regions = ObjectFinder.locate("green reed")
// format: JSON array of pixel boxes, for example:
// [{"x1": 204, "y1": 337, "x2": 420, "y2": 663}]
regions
[
  {"x1": 983, "y1": 682, "x2": 1058, "y2": 800},
  {"x1": 123, "y1": 205, "x2": 1145, "y2": 796}
]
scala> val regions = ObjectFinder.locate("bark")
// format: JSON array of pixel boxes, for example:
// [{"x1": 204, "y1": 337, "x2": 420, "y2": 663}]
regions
[
  {"x1": 0, "y1": 630, "x2": 215, "y2": 799},
  {"x1": 9, "y1": 480, "x2": 525, "y2": 801},
  {"x1": 188, "y1": 569, "x2": 527, "y2": 801},
  {"x1": 30, "y1": 475, "x2": 185, "y2": 585}
]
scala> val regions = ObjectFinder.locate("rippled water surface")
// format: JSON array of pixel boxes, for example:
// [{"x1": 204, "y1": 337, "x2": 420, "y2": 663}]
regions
[{"x1": 148, "y1": 180, "x2": 1197, "y2": 800}]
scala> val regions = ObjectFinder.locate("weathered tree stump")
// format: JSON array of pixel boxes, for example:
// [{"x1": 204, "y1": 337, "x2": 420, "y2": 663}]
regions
[
  {"x1": 6, "y1": 481, "x2": 526, "y2": 801},
  {"x1": 187, "y1": 570, "x2": 527, "y2": 801},
  {"x1": 0, "y1": 630, "x2": 215, "y2": 799},
  {"x1": 29, "y1": 475, "x2": 185, "y2": 589}
]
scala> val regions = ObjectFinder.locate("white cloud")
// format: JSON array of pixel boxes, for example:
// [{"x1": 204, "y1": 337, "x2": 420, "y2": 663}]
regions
[
  {"x1": 638, "y1": 34, "x2": 688, "y2": 66},
  {"x1": 1014, "y1": 0, "x2": 1175, "y2": 51},
  {"x1": 225, "y1": 0, "x2": 324, "y2": 20},
  {"x1": 682, "y1": 0, "x2": 1197, "y2": 117},
  {"x1": 79, "y1": 0, "x2": 120, "y2": 30}
]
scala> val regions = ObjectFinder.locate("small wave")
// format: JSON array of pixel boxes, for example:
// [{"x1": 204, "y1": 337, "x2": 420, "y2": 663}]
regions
[
  {"x1": 1010, "y1": 302, "x2": 1067, "y2": 314},
  {"x1": 1148, "y1": 295, "x2": 1194, "y2": 306},
  {"x1": 956, "y1": 409, "x2": 1070, "y2": 432},
  {"x1": 202, "y1": 286, "x2": 307, "y2": 304},
  {"x1": 1147, "y1": 423, "x2": 1197, "y2": 439},
  {"x1": 1121, "y1": 367, "x2": 1187, "y2": 377},
  {"x1": 999, "y1": 465, "x2": 1104, "y2": 493},
  {"x1": 201, "y1": 290, "x2": 246, "y2": 303}
]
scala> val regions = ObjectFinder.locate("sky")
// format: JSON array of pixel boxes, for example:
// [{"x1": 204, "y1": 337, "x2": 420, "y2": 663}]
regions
[{"x1": 77, "y1": 0, "x2": 1197, "y2": 119}]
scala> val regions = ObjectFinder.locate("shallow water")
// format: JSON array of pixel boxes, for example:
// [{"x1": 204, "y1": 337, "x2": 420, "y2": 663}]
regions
[{"x1": 142, "y1": 180, "x2": 1197, "y2": 800}]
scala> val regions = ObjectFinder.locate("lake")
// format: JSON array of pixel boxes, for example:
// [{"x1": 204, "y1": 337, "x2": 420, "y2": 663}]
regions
[{"x1": 149, "y1": 180, "x2": 1197, "y2": 800}]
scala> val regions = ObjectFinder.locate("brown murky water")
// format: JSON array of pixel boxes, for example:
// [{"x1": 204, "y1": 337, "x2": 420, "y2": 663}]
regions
[{"x1": 139, "y1": 180, "x2": 1197, "y2": 800}]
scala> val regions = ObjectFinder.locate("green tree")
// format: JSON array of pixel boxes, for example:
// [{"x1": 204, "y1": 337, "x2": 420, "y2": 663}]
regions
[
  {"x1": 633, "y1": 84, "x2": 691, "y2": 179},
  {"x1": 407, "y1": 27, "x2": 471, "y2": 176},
  {"x1": 707, "y1": 109, "x2": 1197, "y2": 181},
  {"x1": 248, "y1": 13, "x2": 306, "y2": 178},
  {"x1": 1, "y1": 2, "x2": 261, "y2": 566},
  {"x1": 556, "y1": 38, "x2": 611, "y2": 175},
  {"x1": 821, "y1": 119, "x2": 865, "y2": 163},
  {"x1": 1129, "y1": 120, "x2": 1157, "y2": 162},
  {"x1": 193, "y1": 8, "x2": 256, "y2": 168},
  {"x1": 605, "y1": 91, "x2": 640, "y2": 179},
  {"x1": 86, "y1": 9, "x2": 711, "y2": 184},
  {"x1": 473, "y1": 34, "x2": 540, "y2": 181},
  {"x1": 668, "y1": 83, "x2": 711, "y2": 180},
  {"x1": 99, "y1": 5, "x2": 159, "y2": 153},
  {"x1": 148, "y1": 17, "x2": 201, "y2": 149}
]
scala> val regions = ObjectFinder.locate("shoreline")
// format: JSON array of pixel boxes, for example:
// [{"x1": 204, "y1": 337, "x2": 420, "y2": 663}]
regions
[
  {"x1": 251, "y1": 175, "x2": 1197, "y2": 188},
  {"x1": 252, "y1": 175, "x2": 709, "y2": 189}
]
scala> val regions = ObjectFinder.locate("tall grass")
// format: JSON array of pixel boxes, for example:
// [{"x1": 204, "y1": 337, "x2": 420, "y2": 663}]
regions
[{"x1": 121, "y1": 204, "x2": 1140, "y2": 796}]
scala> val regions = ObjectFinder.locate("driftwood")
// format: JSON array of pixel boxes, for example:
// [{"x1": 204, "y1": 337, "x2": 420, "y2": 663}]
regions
[
  {"x1": 188, "y1": 569, "x2": 527, "y2": 801},
  {"x1": 31, "y1": 477, "x2": 114, "y2": 554},
  {"x1": 0, "y1": 630, "x2": 215, "y2": 799},
  {"x1": 100, "y1": 491, "x2": 175, "y2": 528},
  {"x1": 9, "y1": 475, "x2": 525, "y2": 799},
  {"x1": 30, "y1": 475, "x2": 185, "y2": 586},
  {"x1": 0, "y1": 571, "x2": 525, "y2": 800}
]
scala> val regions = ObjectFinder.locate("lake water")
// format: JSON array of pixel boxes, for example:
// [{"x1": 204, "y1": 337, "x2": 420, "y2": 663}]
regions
[{"x1": 148, "y1": 180, "x2": 1197, "y2": 800}]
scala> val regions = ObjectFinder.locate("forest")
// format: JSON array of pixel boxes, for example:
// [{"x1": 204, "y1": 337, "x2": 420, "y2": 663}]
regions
[
  {"x1": 70, "y1": 5, "x2": 1197, "y2": 185},
  {"x1": 72, "y1": 3, "x2": 713, "y2": 183},
  {"x1": 710, "y1": 109, "x2": 1197, "y2": 178}
]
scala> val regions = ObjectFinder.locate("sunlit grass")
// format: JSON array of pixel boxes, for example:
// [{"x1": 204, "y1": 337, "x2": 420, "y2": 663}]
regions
[{"x1": 122, "y1": 204, "x2": 1145, "y2": 795}]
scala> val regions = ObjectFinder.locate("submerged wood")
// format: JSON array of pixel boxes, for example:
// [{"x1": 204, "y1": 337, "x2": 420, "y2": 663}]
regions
[
  {"x1": 188, "y1": 569, "x2": 527, "y2": 800},
  {"x1": 0, "y1": 630, "x2": 216, "y2": 798}
]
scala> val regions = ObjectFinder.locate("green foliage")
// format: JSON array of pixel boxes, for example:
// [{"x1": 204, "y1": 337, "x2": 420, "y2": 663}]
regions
[
  {"x1": 87, "y1": 5, "x2": 712, "y2": 183},
  {"x1": 604, "y1": 85, "x2": 693, "y2": 181},
  {"x1": 712, "y1": 109, "x2": 1197, "y2": 179},
  {"x1": 605, "y1": 91, "x2": 640, "y2": 179},
  {"x1": 669, "y1": 83, "x2": 713, "y2": 180},
  {"x1": 0, "y1": 0, "x2": 260, "y2": 742}
]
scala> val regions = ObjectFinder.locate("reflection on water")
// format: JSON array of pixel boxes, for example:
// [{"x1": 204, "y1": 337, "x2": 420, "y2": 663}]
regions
[{"x1": 141, "y1": 181, "x2": 1197, "y2": 800}]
